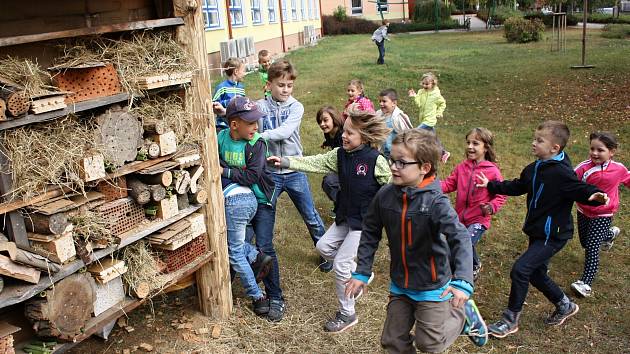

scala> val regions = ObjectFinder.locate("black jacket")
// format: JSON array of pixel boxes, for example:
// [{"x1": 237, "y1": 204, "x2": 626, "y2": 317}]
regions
[
  {"x1": 488, "y1": 151, "x2": 602, "y2": 242},
  {"x1": 220, "y1": 138, "x2": 275, "y2": 204},
  {"x1": 355, "y1": 179, "x2": 474, "y2": 290}
]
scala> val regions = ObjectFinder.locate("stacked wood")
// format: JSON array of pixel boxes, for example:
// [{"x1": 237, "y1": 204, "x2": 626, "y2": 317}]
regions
[
  {"x1": 0, "y1": 235, "x2": 61, "y2": 273},
  {"x1": 25, "y1": 273, "x2": 95, "y2": 340},
  {"x1": 173, "y1": 170, "x2": 191, "y2": 194},
  {"x1": 148, "y1": 218, "x2": 193, "y2": 251},
  {"x1": 143, "y1": 119, "x2": 169, "y2": 135},
  {"x1": 94, "y1": 106, "x2": 143, "y2": 168},
  {"x1": 152, "y1": 130, "x2": 177, "y2": 156},
  {"x1": 0, "y1": 254, "x2": 40, "y2": 284},
  {"x1": 127, "y1": 178, "x2": 151, "y2": 205},
  {"x1": 0, "y1": 322, "x2": 20, "y2": 354},
  {"x1": 0, "y1": 86, "x2": 29, "y2": 117},
  {"x1": 188, "y1": 166, "x2": 204, "y2": 194},
  {"x1": 189, "y1": 189, "x2": 208, "y2": 204},
  {"x1": 149, "y1": 184, "x2": 166, "y2": 202},
  {"x1": 0, "y1": 98, "x2": 6, "y2": 121},
  {"x1": 28, "y1": 232, "x2": 76, "y2": 264},
  {"x1": 155, "y1": 195, "x2": 178, "y2": 220},
  {"x1": 139, "y1": 170, "x2": 172, "y2": 187},
  {"x1": 23, "y1": 213, "x2": 71, "y2": 235},
  {"x1": 87, "y1": 259, "x2": 127, "y2": 284},
  {"x1": 78, "y1": 153, "x2": 106, "y2": 182}
]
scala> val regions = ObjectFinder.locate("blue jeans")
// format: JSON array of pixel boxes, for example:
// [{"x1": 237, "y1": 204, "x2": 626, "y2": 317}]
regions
[
  {"x1": 467, "y1": 223, "x2": 487, "y2": 268},
  {"x1": 225, "y1": 192, "x2": 263, "y2": 300},
  {"x1": 375, "y1": 40, "x2": 385, "y2": 64}
]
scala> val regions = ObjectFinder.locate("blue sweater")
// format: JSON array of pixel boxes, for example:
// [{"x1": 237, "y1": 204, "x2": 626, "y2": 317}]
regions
[{"x1": 212, "y1": 79, "x2": 245, "y2": 130}]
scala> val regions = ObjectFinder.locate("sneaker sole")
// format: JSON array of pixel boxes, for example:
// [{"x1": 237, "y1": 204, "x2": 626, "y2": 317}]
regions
[
  {"x1": 489, "y1": 326, "x2": 518, "y2": 338},
  {"x1": 547, "y1": 304, "x2": 579, "y2": 326},
  {"x1": 570, "y1": 284, "x2": 592, "y2": 298},
  {"x1": 468, "y1": 302, "x2": 489, "y2": 347},
  {"x1": 326, "y1": 319, "x2": 359, "y2": 334}
]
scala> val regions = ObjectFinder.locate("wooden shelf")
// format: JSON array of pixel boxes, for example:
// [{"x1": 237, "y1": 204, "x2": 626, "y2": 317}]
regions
[
  {"x1": 0, "y1": 93, "x2": 130, "y2": 131},
  {"x1": 0, "y1": 204, "x2": 203, "y2": 309},
  {"x1": 0, "y1": 18, "x2": 185, "y2": 47}
]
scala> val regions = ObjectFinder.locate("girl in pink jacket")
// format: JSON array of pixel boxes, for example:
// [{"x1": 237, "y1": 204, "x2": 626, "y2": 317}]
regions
[
  {"x1": 571, "y1": 132, "x2": 629, "y2": 298},
  {"x1": 342, "y1": 79, "x2": 374, "y2": 121},
  {"x1": 441, "y1": 127, "x2": 507, "y2": 280}
]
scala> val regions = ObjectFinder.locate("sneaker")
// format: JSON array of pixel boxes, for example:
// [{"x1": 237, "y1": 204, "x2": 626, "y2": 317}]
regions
[
  {"x1": 441, "y1": 151, "x2": 451, "y2": 164},
  {"x1": 267, "y1": 298, "x2": 286, "y2": 322},
  {"x1": 545, "y1": 300, "x2": 579, "y2": 326},
  {"x1": 323, "y1": 312, "x2": 358, "y2": 333},
  {"x1": 601, "y1": 226, "x2": 620, "y2": 251},
  {"x1": 251, "y1": 252, "x2": 273, "y2": 282},
  {"x1": 252, "y1": 296, "x2": 270, "y2": 316},
  {"x1": 318, "y1": 256, "x2": 333, "y2": 273},
  {"x1": 473, "y1": 264, "x2": 482, "y2": 281},
  {"x1": 570, "y1": 280, "x2": 592, "y2": 298},
  {"x1": 488, "y1": 309, "x2": 520, "y2": 338},
  {"x1": 354, "y1": 272, "x2": 375, "y2": 300},
  {"x1": 462, "y1": 299, "x2": 488, "y2": 347}
]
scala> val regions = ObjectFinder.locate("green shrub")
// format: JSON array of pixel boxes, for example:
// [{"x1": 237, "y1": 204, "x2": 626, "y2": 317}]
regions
[
  {"x1": 478, "y1": 6, "x2": 523, "y2": 24},
  {"x1": 333, "y1": 5, "x2": 348, "y2": 21},
  {"x1": 413, "y1": 0, "x2": 451, "y2": 23},
  {"x1": 524, "y1": 11, "x2": 579, "y2": 26},
  {"x1": 503, "y1": 16, "x2": 545, "y2": 42},
  {"x1": 388, "y1": 19, "x2": 463, "y2": 32},
  {"x1": 601, "y1": 23, "x2": 630, "y2": 38},
  {"x1": 585, "y1": 13, "x2": 630, "y2": 24},
  {"x1": 322, "y1": 15, "x2": 378, "y2": 35}
]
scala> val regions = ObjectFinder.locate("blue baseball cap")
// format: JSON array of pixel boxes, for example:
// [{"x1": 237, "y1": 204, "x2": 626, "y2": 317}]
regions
[{"x1": 225, "y1": 96, "x2": 264, "y2": 122}]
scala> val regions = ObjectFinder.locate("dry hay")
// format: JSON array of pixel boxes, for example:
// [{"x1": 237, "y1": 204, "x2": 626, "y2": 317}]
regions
[
  {"x1": 0, "y1": 115, "x2": 97, "y2": 200},
  {"x1": 0, "y1": 56, "x2": 57, "y2": 96},
  {"x1": 120, "y1": 241, "x2": 165, "y2": 296},
  {"x1": 68, "y1": 210, "x2": 114, "y2": 247},
  {"x1": 130, "y1": 94, "x2": 196, "y2": 144}
]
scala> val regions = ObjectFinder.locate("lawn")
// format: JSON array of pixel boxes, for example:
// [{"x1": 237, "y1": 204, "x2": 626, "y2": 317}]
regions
[{"x1": 70, "y1": 29, "x2": 629, "y2": 353}]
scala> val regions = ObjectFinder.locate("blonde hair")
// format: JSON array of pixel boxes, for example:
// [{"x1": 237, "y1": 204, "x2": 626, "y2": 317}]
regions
[
  {"x1": 223, "y1": 57, "x2": 243, "y2": 77},
  {"x1": 348, "y1": 79, "x2": 365, "y2": 95},
  {"x1": 392, "y1": 129, "x2": 441, "y2": 177},
  {"x1": 347, "y1": 108, "x2": 391, "y2": 149},
  {"x1": 421, "y1": 72, "x2": 438, "y2": 87},
  {"x1": 466, "y1": 127, "x2": 497, "y2": 163}
]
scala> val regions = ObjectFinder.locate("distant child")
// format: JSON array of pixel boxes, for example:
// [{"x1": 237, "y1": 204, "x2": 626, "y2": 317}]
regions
[
  {"x1": 346, "y1": 129, "x2": 488, "y2": 352},
  {"x1": 408, "y1": 72, "x2": 450, "y2": 162},
  {"x1": 258, "y1": 49, "x2": 272, "y2": 97},
  {"x1": 571, "y1": 132, "x2": 629, "y2": 298},
  {"x1": 212, "y1": 57, "x2": 246, "y2": 131},
  {"x1": 371, "y1": 20, "x2": 390, "y2": 65},
  {"x1": 217, "y1": 96, "x2": 274, "y2": 315},
  {"x1": 254, "y1": 59, "x2": 330, "y2": 321},
  {"x1": 316, "y1": 105, "x2": 344, "y2": 203},
  {"x1": 342, "y1": 79, "x2": 375, "y2": 121},
  {"x1": 476, "y1": 121, "x2": 608, "y2": 338},
  {"x1": 376, "y1": 88, "x2": 412, "y2": 157},
  {"x1": 269, "y1": 110, "x2": 392, "y2": 333},
  {"x1": 441, "y1": 127, "x2": 507, "y2": 280}
]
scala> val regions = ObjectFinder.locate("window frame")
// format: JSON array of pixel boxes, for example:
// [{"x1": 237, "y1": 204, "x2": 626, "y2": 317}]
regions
[
  {"x1": 202, "y1": 0, "x2": 222, "y2": 29},
  {"x1": 376, "y1": 0, "x2": 388, "y2": 12},
  {"x1": 281, "y1": 0, "x2": 288, "y2": 22},
  {"x1": 351, "y1": 0, "x2": 363, "y2": 15},
  {"x1": 229, "y1": 0, "x2": 245, "y2": 26},
  {"x1": 268, "y1": 0, "x2": 277, "y2": 23},
  {"x1": 251, "y1": 0, "x2": 263, "y2": 24},
  {"x1": 291, "y1": 0, "x2": 298, "y2": 20}
]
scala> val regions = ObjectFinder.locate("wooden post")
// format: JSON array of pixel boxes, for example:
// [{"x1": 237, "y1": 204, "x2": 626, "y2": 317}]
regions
[
  {"x1": 0, "y1": 143, "x2": 29, "y2": 248},
  {"x1": 173, "y1": 0, "x2": 231, "y2": 318}
]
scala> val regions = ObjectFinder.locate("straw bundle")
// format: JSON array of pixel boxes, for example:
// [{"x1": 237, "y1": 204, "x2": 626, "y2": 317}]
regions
[
  {"x1": 120, "y1": 241, "x2": 165, "y2": 297},
  {"x1": 68, "y1": 210, "x2": 114, "y2": 247},
  {"x1": 0, "y1": 56, "x2": 56, "y2": 96},
  {"x1": 130, "y1": 94, "x2": 196, "y2": 144}
]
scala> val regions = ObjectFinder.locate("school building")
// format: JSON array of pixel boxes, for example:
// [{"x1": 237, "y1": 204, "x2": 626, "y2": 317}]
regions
[{"x1": 319, "y1": 0, "x2": 411, "y2": 22}]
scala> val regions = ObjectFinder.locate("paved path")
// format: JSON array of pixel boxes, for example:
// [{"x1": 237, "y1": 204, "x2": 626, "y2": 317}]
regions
[
  {"x1": 574, "y1": 22, "x2": 606, "y2": 29},
  {"x1": 451, "y1": 14, "x2": 489, "y2": 31}
]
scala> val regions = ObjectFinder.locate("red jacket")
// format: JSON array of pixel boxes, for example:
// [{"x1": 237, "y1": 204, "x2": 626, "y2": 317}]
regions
[
  {"x1": 441, "y1": 159, "x2": 507, "y2": 229},
  {"x1": 343, "y1": 95, "x2": 375, "y2": 120},
  {"x1": 575, "y1": 159, "x2": 629, "y2": 218}
]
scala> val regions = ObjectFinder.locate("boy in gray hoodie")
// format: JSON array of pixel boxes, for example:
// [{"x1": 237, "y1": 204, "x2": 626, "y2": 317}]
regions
[{"x1": 249, "y1": 59, "x2": 328, "y2": 322}]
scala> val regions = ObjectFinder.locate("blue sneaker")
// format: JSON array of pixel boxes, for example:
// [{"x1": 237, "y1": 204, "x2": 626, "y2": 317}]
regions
[{"x1": 463, "y1": 299, "x2": 488, "y2": 347}]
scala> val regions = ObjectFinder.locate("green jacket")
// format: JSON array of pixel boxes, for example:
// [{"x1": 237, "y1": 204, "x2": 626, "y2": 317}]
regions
[{"x1": 413, "y1": 87, "x2": 446, "y2": 127}]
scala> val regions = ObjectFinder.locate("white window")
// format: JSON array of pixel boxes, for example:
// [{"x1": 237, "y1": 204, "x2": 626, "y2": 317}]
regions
[
  {"x1": 291, "y1": 0, "x2": 298, "y2": 20},
  {"x1": 307, "y1": 0, "x2": 313, "y2": 18},
  {"x1": 376, "y1": 0, "x2": 388, "y2": 12},
  {"x1": 268, "y1": 0, "x2": 277, "y2": 22},
  {"x1": 351, "y1": 0, "x2": 362, "y2": 14},
  {"x1": 300, "y1": 0, "x2": 306, "y2": 19},
  {"x1": 281, "y1": 0, "x2": 288, "y2": 22},
  {"x1": 251, "y1": 0, "x2": 262, "y2": 23},
  {"x1": 202, "y1": 0, "x2": 221, "y2": 29},
  {"x1": 314, "y1": 0, "x2": 319, "y2": 18},
  {"x1": 230, "y1": 0, "x2": 244, "y2": 26}
]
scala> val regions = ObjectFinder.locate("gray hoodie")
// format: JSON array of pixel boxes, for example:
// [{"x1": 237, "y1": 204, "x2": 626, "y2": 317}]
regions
[{"x1": 257, "y1": 95, "x2": 304, "y2": 174}]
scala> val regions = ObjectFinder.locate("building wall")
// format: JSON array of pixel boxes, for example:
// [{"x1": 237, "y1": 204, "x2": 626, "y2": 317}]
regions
[{"x1": 320, "y1": 0, "x2": 409, "y2": 21}]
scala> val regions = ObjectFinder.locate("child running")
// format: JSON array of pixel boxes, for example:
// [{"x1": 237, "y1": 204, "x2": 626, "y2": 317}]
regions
[
  {"x1": 258, "y1": 49, "x2": 272, "y2": 97},
  {"x1": 476, "y1": 121, "x2": 608, "y2": 338},
  {"x1": 408, "y1": 72, "x2": 450, "y2": 162},
  {"x1": 212, "y1": 57, "x2": 246, "y2": 131},
  {"x1": 571, "y1": 131, "x2": 629, "y2": 298},
  {"x1": 376, "y1": 88, "x2": 412, "y2": 157},
  {"x1": 218, "y1": 96, "x2": 274, "y2": 315},
  {"x1": 345, "y1": 129, "x2": 488, "y2": 352},
  {"x1": 269, "y1": 110, "x2": 392, "y2": 333},
  {"x1": 316, "y1": 105, "x2": 344, "y2": 203},
  {"x1": 342, "y1": 79, "x2": 375, "y2": 120},
  {"x1": 441, "y1": 127, "x2": 507, "y2": 280}
]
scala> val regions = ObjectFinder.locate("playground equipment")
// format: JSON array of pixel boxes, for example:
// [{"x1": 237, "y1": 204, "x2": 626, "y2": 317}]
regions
[{"x1": 551, "y1": 5, "x2": 567, "y2": 52}]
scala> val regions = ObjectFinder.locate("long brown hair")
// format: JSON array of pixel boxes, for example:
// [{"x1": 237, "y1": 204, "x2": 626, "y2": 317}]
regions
[
  {"x1": 316, "y1": 106, "x2": 343, "y2": 134},
  {"x1": 466, "y1": 127, "x2": 497, "y2": 163},
  {"x1": 347, "y1": 108, "x2": 391, "y2": 149}
]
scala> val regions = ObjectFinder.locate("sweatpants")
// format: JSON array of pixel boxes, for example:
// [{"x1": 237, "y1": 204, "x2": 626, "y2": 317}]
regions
[
  {"x1": 577, "y1": 212, "x2": 613, "y2": 286},
  {"x1": 381, "y1": 294, "x2": 465, "y2": 354},
  {"x1": 316, "y1": 222, "x2": 361, "y2": 317}
]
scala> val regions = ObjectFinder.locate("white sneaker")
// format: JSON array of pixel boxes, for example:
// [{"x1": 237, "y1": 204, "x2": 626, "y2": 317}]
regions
[
  {"x1": 601, "y1": 226, "x2": 620, "y2": 251},
  {"x1": 354, "y1": 272, "x2": 375, "y2": 300},
  {"x1": 571, "y1": 280, "x2": 592, "y2": 298}
]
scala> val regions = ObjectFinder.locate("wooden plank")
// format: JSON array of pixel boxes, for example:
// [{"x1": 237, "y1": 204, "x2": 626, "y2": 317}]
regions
[
  {"x1": 0, "y1": 93, "x2": 129, "y2": 131},
  {"x1": 0, "y1": 322, "x2": 20, "y2": 338},
  {"x1": 136, "y1": 161, "x2": 179, "y2": 175},
  {"x1": 0, "y1": 18, "x2": 185, "y2": 47},
  {"x1": 106, "y1": 154, "x2": 173, "y2": 179},
  {"x1": 0, "y1": 254, "x2": 40, "y2": 283},
  {"x1": 0, "y1": 143, "x2": 29, "y2": 248},
  {"x1": 0, "y1": 205, "x2": 202, "y2": 309},
  {"x1": 30, "y1": 199, "x2": 76, "y2": 215}
]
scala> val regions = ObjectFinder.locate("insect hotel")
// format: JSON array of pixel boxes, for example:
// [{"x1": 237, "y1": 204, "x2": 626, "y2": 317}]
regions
[{"x1": 0, "y1": 1, "x2": 232, "y2": 352}]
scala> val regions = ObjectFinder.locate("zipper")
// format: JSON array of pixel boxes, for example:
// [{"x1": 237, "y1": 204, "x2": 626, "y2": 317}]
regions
[
  {"x1": 430, "y1": 256, "x2": 437, "y2": 282},
  {"x1": 462, "y1": 162, "x2": 477, "y2": 224},
  {"x1": 544, "y1": 216, "x2": 552, "y2": 245},
  {"x1": 401, "y1": 192, "x2": 409, "y2": 288},
  {"x1": 533, "y1": 183, "x2": 544, "y2": 208}
]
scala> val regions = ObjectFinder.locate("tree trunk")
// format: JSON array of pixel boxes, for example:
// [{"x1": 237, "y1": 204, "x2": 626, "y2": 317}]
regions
[
  {"x1": 149, "y1": 184, "x2": 167, "y2": 202},
  {"x1": 23, "y1": 212, "x2": 70, "y2": 235},
  {"x1": 127, "y1": 178, "x2": 151, "y2": 205}
]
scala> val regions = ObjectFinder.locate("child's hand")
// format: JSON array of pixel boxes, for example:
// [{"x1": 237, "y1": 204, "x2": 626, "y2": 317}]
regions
[
  {"x1": 481, "y1": 203, "x2": 494, "y2": 215},
  {"x1": 344, "y1": 278, "x2": 366, "y2": 299},
  {"x1": 440, "y1": 286, "x2": 469, "y2": 308},
  {"x1": 475, "y1": 171, "x2": 489, "y2": 188},
  {"x1": 408, "y1": 89, "x2": 417, "y2": 97},
  {"x1": 267, "y1": 156, "x2": 282, "y2": 166},
  {"x1": 588, "y1": 192, "x2": 609, "y2": 205},
  {"x1": 212, "y1": 102, "x2": 226, "y2": 116}
]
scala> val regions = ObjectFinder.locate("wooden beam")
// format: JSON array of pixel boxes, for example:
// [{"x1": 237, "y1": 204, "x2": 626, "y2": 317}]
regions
[
  {"x1": 173, "y1": 0, "x2": 232, "y2": 319},
  {"x1": 0, "y1": 142, "x2": 29, "y2": 248},
  {"x1": 0, "y1": 18, "x2": 185, "y2": 47}
]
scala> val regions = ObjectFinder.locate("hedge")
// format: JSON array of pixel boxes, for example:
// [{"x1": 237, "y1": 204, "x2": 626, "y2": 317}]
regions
[
  {"x1": 504, "y1": 17, "x2": 545, "y2": 43},
  {"x1": 322, "y1": 15, "x2": 379, "y2": 35},
  {"x1": 413, "y1": 0, "x2": 452, "y2": 23},
  {"x1": 478, "y1": 6, "x2": 523, "y2": 24},
  {"x1": 601, "y1": 23, "x2": 630, "y2": 38},
  {"x1": 388, "y1": 19, "x2": 463, "y2": 33},
  {"x1": 524, "y1": 12, "x2": 579, "y2": 26}
]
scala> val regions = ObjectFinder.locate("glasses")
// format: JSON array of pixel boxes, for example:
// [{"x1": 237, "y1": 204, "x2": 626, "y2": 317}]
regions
[{"x1": 388, "y1": 158, "x2": 420, "y2": 169}]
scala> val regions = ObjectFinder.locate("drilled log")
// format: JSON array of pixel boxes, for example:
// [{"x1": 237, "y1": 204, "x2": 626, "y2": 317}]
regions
[
  {"x1": 0, "y1": 98, "x2": 6, "y2": 121},
  {"x1": 139, "y1": 171, "x2": 172, "y2": 187},
  {"x1": 174, "y1": 170, "x2": 191, "y2": 194},
  {"x1": 0, "y1": 87, "x2": 29, "y2": 117},
  {"x1": 127, "y1": 178, "x2": 151, "y2": 205},
  {"x1": 143, "y1": 119, "x2": 168, "y2": 135},
  {"x1": 131, "y1": 281, "x2": 150, "y2": 299},
  {"x1": 24, "y1": 213, "x2": 70, "y2": 235},
  {"x1": 189, "y1": 189, "x2": 207, "y2": 204},
  {"x1": 94, "y1": 105, "x2": 143, "y2": 167},
  {"x1": 149, "y1": 184, "x2": 166, "y2": 202}
]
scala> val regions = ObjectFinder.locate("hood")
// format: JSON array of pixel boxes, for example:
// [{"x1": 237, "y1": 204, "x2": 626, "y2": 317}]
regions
[{"x1": 264, "y1": 94, "x2": 297, "y2": 107}]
